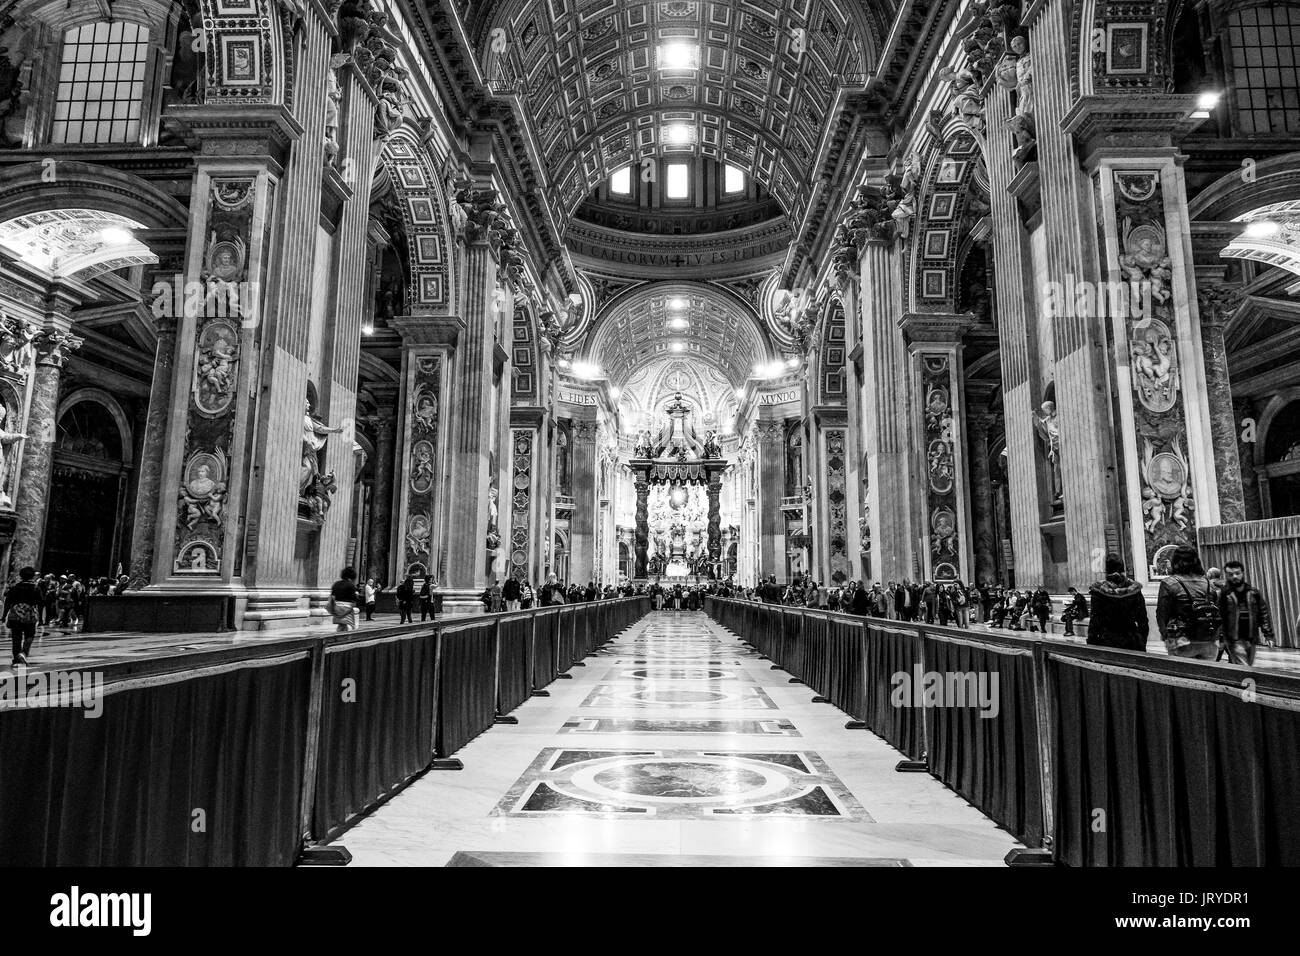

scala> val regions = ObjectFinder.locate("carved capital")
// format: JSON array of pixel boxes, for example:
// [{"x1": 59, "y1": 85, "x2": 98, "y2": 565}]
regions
[
  {"x1": 752, "y1": 420, "x2": 785, "y2": 444},
  {"x1": 1197, "y1": 281, "x2": 1245, "y2": 329},
  {"x1": 572, "y1": 419, "x2": 600, "y2": 443},
  {"x1": 33, "y1": 328, "x2": 83, "y2": 368}
]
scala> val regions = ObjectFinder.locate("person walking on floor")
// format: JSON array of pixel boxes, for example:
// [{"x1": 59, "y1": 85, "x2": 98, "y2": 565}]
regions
[
  {"x1": 503, "y1": 575, "x2": 521, "y2": 611},
  {"x1": 396, "y1": 573, "x2": 415, "y2": 624},
  {"x1": 1218, "y1": 560, "x2": 1274, "y2": 666},
  {"x1": 5, "y1": 566, "x2": 43, "y2": 666},
  {"x1": 921, "y1": 581, "x2": 937, "y2": 624},
  {"x1": 420, "y1": 574, "x2": 436, "y2": 621},
  {"x1": 1086, "y1": 555, "x2": 1148, "y2": 651},
  {"x1": 488, "y1": 578, "x2": 503, "y2": 613},
  {"x1": 363, "y1": 578, "x2": 377, "y2": 621},
  {"x1": 1156, "y1": 546, "x2": 1222, "y2": 660},
  {"x1": 328, "y1": 567, "x2": 360, "y2": 632}
]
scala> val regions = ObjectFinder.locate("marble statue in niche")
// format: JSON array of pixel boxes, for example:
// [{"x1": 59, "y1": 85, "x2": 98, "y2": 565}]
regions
[
  {"x1": 323, "y1": 64, "x2": 342, "y2": 165},
  {"x1": 0, "y1": 311, "x2": 34, "y2": 373},
  {"x1": 1033, "y1": 400, "x2": 1063, "y2": 502},
  {"x1": 0, "y1": 393, "x2": 26, "y2": 510},
  {"x1": 301, "y1": 397, "x2": 342, "y2": 525},
  {"x1": 179, "y1": 449, "x2": 228, "y2": 529},
  {"x1": 702, "y1": 430, "x2": 721, "y2": 459},
  {"x1": 406, "y1": 513, "x2": 430, "y2": 558}
]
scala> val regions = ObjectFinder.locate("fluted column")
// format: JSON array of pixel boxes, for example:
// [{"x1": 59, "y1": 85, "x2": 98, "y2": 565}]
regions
[
  {"x1": 127, "y1": 313, "x2": 176, "y2": 585},
  {"x1": 10, "y1": 324, "x2": 83, "y2": 575},
  {"x1": 1198, "y1": 284, "x2": 1246, "y2": 524},
  {"x1": 1030, "y1": 0, "x2": 1126, "y2": 582},
  {"x1": 859, "y1": 238, "x2": 913, "y2": 581},
  {"x1": 984, "y1": 79, "x2": 1050, "y2": 586}
]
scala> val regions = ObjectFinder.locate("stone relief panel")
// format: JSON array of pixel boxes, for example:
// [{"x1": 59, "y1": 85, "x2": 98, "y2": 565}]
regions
[
  {"x1": 174, "y1": 177, "x2": 258, "y2": 575},
  {"x1": 402, "y1": 354, "x2": 441, "y2": 577},
  {"x1": 825, "y1": 429, "x2": 850, "y2": 582},
  {"x1": 510, "y1": 429, "x2": 533, "y2": 581},
  {"x1": 921, "y1": 355, "x2": 961, "y2": 581},
  {"x1": 1111, "y1": 170, "x2": 1196, "y2": 570}
]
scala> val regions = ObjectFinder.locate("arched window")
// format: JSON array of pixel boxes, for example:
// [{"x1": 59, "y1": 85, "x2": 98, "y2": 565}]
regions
[{"x1": 51, "y1": 21, "x2": 151, "y2": 145}]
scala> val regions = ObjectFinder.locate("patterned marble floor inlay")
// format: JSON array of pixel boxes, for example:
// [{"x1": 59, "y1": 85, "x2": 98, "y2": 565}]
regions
[
  {"x1": 600, "y1": 666, "x2": 753, "y2": 682},
  {"x1": 559, "y1": 717, "x2": 801, "y2": 736},
  {"x1": 330, "y1": 610, "x2": 1025, "y2": 866},
  {"x1": 493, "y1": 748, "x2": 866, "y2": 820},
  {"x1": 580, "y1": 683, "x2": 777, "y2": 709},
  {"x1": 445, "y1": 851, "x2": 910, "y2": 867}
]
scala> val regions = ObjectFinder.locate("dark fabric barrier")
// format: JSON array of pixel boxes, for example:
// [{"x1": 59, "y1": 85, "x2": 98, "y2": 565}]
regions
[
  {"x1": 533, "y1": 609, "x2": 559, "y2": 687},
  {"x1": 497, "y1": 616, "x2": 532, "y2": 715},
  {"x1": 802, "y1": 613, "x2": 829, "y2": 693},
  {"x1": 1049, "y1": 654, "x2": 1300, "y2": 866},
  {"x1": 863, "y1": 621, "x2": 927, "y2": 761},
  {"x1": 312, "y1": 633, "x2": 438, "y2": 840},
  {"x1": 826, "y1": 615, "x2": 866, "y2": 719},
  {"x1": 923, "y1": 634, "x2": 1044, "y2": 847},
  {"x1": 435, "y1": 622, "x2": 497, "y2": 756},
  {"x1": 0, "y1": 658, "x2": 310, "y2": 866},
  {"x1": 558, "y1": 607, "x2": 577, "y2": 670}
]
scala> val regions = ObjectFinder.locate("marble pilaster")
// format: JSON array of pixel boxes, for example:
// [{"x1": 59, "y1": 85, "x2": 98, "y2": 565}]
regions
[
  {"x1": 1197, "y1": 284, "x2": 1246, "y2": 524},
  {"x1": 967, "y1": 407, "x2": 999, "y2": 586},
  {"x1": 365, "y1": 405, "x2": 396, "y2": 584},
  {"x1": 1235, "y1": 396, "x2": 1264, "y2": 521},
  {"x1": 901, "y1": 313, "x2": 973, "y2": 584},
  {"x1": 754, "y1": 419, "x2": 786, "y2": 581},
  {"x1": 569, "y1": 417, "x2": 599, "y2": 585},
  {"x1": 127, "y1": 313, "x2": 177, "y2": 586},
  {"x1": 10, "y1": 323, "x2": 83, "y2": 576}
]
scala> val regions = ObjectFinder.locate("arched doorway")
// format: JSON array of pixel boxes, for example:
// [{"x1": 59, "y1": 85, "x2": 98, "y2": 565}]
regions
[
  {"x1": 1260, "y1": 398, "x2": 1300, "y2": 517},
  {"x1": 45, "y1": 398, "x2": 132, "y2": 580}
]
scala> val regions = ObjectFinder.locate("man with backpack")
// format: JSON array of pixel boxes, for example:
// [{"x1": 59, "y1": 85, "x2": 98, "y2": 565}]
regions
[
  {"x1": 395, "y1": 573, "x2": 415, "y2": 624},
  {"x1": 1156, "y1": 546, "x2": 1222, "y2": 660},
  {"x1": 5, "y1": 566, "x2": 43, "y2": 666}
]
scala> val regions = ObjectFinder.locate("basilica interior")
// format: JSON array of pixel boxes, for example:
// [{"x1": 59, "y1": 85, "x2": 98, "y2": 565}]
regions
[{"x1": 1, "y1": 0, "x2": 1300, "y2": 872}]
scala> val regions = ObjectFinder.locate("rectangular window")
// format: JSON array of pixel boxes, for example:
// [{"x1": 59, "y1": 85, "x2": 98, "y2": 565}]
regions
[
  {"x1": 1229, "y1": 5, "x2": 1300, "y2": 134},
  {"x1": 724, "y1": 163, "x2": 745, "y2": 193},
  {"x1": 609, "y1": 166, "x2": 631, "y2": 195},
  {"x1": 51, "y1": 21, "x2": 150, "y2": 145},
  {"x1": 665, "y1": 162, "x2": 689, "y2": 199}
]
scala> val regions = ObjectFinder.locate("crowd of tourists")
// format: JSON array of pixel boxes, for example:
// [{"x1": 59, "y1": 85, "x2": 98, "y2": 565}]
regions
[{"x1": 712, "y1": 546, "x2": 1280, "y2": 667}]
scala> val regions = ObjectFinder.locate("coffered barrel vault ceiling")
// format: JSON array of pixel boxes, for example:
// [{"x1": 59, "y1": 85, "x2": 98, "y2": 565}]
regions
[
  {"x1": 467, "y1": 0, "x2": 892, "y2": 223},
  {"x1": 584, "y1": 282, "x2": 773, "y2": 387}
]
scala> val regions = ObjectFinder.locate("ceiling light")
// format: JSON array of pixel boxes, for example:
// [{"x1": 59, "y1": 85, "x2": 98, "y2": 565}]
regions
[
  {"x1": 571, "y1": 360, "x2": 603, "y2": 379},
  {"x1": 659, "y1": 42, "x2": 697, "y2": 70},
  {"x1": 559, "y1": 358, "x2": 572, "y2": 368},
  {"x1": 1243, "y1": 220, "x2": 1281, "y2": 238},
  {"x1": 668, "y1": 317, "x2": 689, "y2": 330},
  {"x1": 609, "y1": 386, "x2": 621, "y2": 400},
  {"x1": 670, "y1": 341, "x2": 685, "y2": 353},
  {"x1": 786, "y1": 357, "x2": 800, "y2": 368},
  {"x1": 735, "y1": 386, "x2": 746, "y2": 398},
  {"x1": 361, "y1": 323, "x2": 374, "y2": 335},
  {"x1": 664, "y1": 124, "x2": 692, "y2": 145},
  {"x1": 99, "y1": 226, "x2": 133, "y2": 245},
  {"x1": 1196, "y1": 91, "x2": 1221, "y2": 111},
  {"x1": 668, "y1": 297, "x2": 687, "y2": 309}
]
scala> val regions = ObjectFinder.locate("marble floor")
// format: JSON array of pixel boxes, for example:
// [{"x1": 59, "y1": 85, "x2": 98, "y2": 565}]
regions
[{"x1": 329, "y1": 610, "x2": 1022, "y2": 866}]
